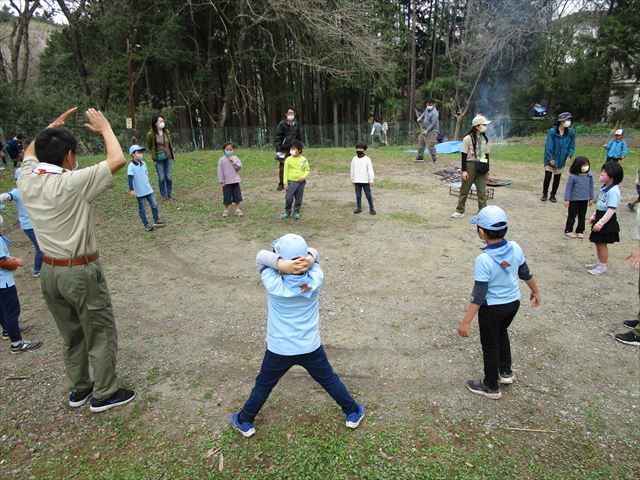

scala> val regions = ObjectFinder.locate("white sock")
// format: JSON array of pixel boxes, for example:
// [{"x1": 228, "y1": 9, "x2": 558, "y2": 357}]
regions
[
  {"x1": 11, "y1": 340, "x2": 21, "y2": 347},
  {"x1": 599, "y1": 262, "x2": 608, "y2": 270}
]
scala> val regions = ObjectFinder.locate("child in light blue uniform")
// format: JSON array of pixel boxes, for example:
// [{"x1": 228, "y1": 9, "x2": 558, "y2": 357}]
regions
[
  {"x1": 0, "y1": 214, "x2": 41, "y2": 352},
  {"x1": 587, "y1": 162, "x2": 623, "y2": 276},
  {"x1": 0, "y1": 168, "x2": 43, "y2": 277},
  {"x1": 230, "y1": 233, "x2": 364, "y2": 437},
  {"x1": 128, "y1": 145, "x2": 164, "y2": 231},
  {"x1": 458, "y1": 206, "x2": 541, "y2": 399}
]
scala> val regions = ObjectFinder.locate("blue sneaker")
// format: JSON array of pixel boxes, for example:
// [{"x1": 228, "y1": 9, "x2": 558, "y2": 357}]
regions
[
  {"x1": 345, "y1": 403, "x2": 365, "y2": 429},
  {"x1": 230, "y1": 412, "x2": 255, "y2": 437},
  {"x1": 280, "y1": 213, "x2": 290, "y2": 220},
  {"x1": 293, "y1": 213, "x2": 301, "y2": 220}
]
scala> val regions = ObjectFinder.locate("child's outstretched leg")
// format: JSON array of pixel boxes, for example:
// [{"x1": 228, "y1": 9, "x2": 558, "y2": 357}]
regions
[
  {"x1": 589, "y1": 243, "x2": 609, "y2": 275},
  {"x1": 231, "y1": 350, "x2": 293, "y2": 437},
  {"x1": 300, "y1": 346, "x2": 364, "y2": 428}
]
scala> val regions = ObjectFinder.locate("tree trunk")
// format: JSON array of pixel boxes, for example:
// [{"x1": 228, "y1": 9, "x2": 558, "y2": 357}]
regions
[
  {"x1": 430, "y1": 0, "x2": 439, "y2": 81},
  {"x1": 407, "y1": 0, "x2": 418, "y2": 123},
  {"x1": 333, "y1": 98, "x2": 339, "y2": 147}
]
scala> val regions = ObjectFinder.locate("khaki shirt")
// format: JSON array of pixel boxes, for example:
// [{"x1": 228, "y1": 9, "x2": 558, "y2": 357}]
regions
[
  {"x1": 17, "y1": 155, "x2": 113, "y2": 259},
  {"x1": 462, "y1": 134, "x2": 490, "y2": 161}
]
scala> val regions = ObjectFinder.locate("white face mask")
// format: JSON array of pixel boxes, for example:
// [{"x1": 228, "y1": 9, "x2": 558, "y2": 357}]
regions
[
  {"x1": 477, "y1": 125, "x2": 487, "y2": 133},
  {"x1": 286, "y1": 115, "x2": 295, "y2": 121},
  {"x1": 563, "y1": 120, "x2": 571, "y2": 128},
  {"x1": 426, "y1": 106, "x2": 434, "y2": 111},
  {"x1": 134, "y1": 153, "x2": 143, "y2": 161},
  {"x1": 158, "y1": 122, "x2": 165, "y2": 130},
  {"x1": 290, "y1": 149, "x2": 298, "y2": 156},
  {"x1": 581, "y1": 165, "x2": 589, "y2": 173},
  {"x1": 477, "y1": 231, "x2": 486, "y2": 244}
]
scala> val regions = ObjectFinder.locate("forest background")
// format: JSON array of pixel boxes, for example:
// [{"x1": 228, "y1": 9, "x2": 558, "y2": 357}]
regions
[{"x1": 0, "y1": 0, "x2": 638, "y2": 151}]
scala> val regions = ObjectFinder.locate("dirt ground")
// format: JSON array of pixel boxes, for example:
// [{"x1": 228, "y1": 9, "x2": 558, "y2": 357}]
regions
[{"x1": 1, "y1": 151, "x2": 638, "y2": 476}]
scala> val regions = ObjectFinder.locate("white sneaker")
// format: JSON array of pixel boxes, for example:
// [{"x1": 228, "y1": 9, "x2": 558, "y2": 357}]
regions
[
  {"x1": 588, "y1": 266, "x2": 608, "y2": 276},
  {"x1": 584, "y1": 262, "x2": 599, "y2": 269},
  {"x1": 451, "y1": 212, "x2": 464, "y2": 219}
]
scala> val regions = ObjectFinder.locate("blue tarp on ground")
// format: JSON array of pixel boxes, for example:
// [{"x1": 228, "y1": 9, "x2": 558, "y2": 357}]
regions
[{"x1": 404, "y1": 140, "x2": 463, "y2": 155}]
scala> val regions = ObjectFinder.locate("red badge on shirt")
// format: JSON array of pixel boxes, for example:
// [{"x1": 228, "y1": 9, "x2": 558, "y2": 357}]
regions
[{"x1": 300, "y1": 283, "x2": 310, "y2": 293}]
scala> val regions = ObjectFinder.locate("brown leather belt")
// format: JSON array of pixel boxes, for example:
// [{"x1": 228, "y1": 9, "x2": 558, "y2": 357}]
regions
[{"x1": 42, "y1": 252, "x2": 99, "y2": 267}]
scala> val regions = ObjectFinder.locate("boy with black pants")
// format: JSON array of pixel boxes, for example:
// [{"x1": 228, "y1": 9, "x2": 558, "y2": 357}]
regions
[{"x1": 458, "y1": 206, "x2": 541, "y2": 399}]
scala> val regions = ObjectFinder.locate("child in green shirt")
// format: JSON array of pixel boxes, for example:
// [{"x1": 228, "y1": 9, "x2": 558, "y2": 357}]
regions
[{"x1": 281, "y1": 141, "x2": 310, "y2": 220}]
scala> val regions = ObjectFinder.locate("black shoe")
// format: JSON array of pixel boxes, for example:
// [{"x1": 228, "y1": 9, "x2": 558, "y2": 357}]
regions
[
  {"x1": 623, "y1": 320, "x2": 639, "y2": 329},
  {"x1": 498, "y1": 370, "x2": 514, "y2": 384},
  {"x1": 540, "y1": 194, "x2": 547, "y2": 202},
  {"x1": 2, "y1": 325, "x2": 31, "y2": 340},
  {"x1": 89, "y1": 388, "x2": 136, "y2": 413},
  {"x1": 144, "y1": 223, "x2": 154, "y2": 231},
  {"x1": 276, "y1": 184, "x2": 284, "y2": 191},
  {"x1": 153, "y1": 219, "x2": 165, "y2": 227},
  {"x1": 354, "y1": 208, "x2": 362, "y2": 214},
  {"x1": 466, "y1": 379, "x2": 501, "y2": 399},
  {"x1": 69, "y1": 383, "x2": 94, "y2": 408},
  {"x1": 370, "y1": 209, "x2": 377, "y2": 215},
  {"x1": 615, "y1": 331, "x2": 640, "y2": 346},
  {"x1": 549, "y1": 195, "x2": 557, "y2": 203},
  {"x1": 10, "y1": 339, "x2": 42, "y2": 354},
  {"x1": 414, "y1": 157, "x2": 425, "y2": 162}
]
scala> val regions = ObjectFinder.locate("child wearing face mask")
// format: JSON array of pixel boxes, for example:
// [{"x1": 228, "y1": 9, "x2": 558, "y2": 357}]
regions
[
  {"x1": 128, "y1": 145, "x2": 165, "y2": 231},
  {"x1": 457, "y1": 206, "x2": 541, "y2": 399},
  {"x1": 281, "y1": 141, "x2": 309, "y2": 220},
  {"x1": 586, "y1": 162, "x2": 624, "y2": 276},
  {"x1": 218, "y1": 142, "x2": 243, "y2": 218},
  {"x1": 563, "y1": 156, "x2": 594, "y2": 239},
  {"x1": 350, "y1": 143, "x2": 376, "y2": 215}
]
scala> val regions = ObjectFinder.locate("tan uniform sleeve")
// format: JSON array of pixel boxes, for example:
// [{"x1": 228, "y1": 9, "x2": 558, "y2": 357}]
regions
[
  {"x1": 63, "y1": 161, "x2": 113, "y2": 202},
  {"x1": 461, "y1": 136, "x2": 472, "y2": 155}
]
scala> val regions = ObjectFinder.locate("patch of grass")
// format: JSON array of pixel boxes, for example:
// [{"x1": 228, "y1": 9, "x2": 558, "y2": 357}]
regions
[{"x1": 390, "y1": 212, "x2": 429, "y2": 225}]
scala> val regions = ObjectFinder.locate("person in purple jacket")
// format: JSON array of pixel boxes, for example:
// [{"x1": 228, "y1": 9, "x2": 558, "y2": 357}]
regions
[
  {"x1": 218, "y1": 142, "x2": 244, "y2": 218},
  {"x1": 563, "y1": 156, "x2": 594, "y2": 239}
]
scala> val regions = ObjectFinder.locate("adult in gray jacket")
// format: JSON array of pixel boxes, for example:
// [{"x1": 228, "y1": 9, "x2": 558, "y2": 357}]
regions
[{"x1": 415, "y1": 99, "x2": 439, "y2": 164}]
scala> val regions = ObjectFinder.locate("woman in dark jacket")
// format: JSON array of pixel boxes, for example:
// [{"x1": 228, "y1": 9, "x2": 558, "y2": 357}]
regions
[
  {"x1": 541, "y1": 112, "x2": 576, "y2": 203},
  {"x1": 146, "y1": 114, "x2": 176, "y2": 200},
  {"x1": 274, "y1": 107, "x2": 302, "y2": 190}
]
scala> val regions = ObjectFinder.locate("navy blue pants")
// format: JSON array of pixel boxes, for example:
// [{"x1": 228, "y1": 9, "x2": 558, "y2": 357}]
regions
[
  {"x1": 136, "y1": 193, "x2": 159, "y2": 226},
  {"x1": 354, "y1": 183, "x2": 374, "y2": 210},
  {"x1": 238, "y1": 345, "x2": 358, "y2": 423},
  {"x1": 0, "y1": 285, "x2": 22, "y2": 342},
  {"x1": 23, "y1": 228, "x2": 43, "y2": 274}
]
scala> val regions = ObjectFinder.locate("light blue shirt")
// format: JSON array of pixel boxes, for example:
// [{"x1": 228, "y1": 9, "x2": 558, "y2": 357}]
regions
[
  {"x1": 9, "y1": 188, "x2": 32, "y2": 230},
  {"x1": 127, "y1": 160, "x2": 153, "y2": 197},
  {"x1": 605, "y1": 139, "x2": 628, "y2": 159},
  {"x1": 0, "y1": 235, "x2": 15, "y2": 288},
  {"x1": 260, "y1": 262, "x2": 324, "y2": 356},
  {"x1": 474, "y1": 240, "x2": 526, "y2": 306},
  {"x1": 596, "y1": 184, "x2": 621, "y2": 211}
]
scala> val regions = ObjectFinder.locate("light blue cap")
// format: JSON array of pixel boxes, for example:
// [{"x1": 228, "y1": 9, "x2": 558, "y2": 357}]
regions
[
  {"x1": 471, "y1": 205, "x2": 509, "y2": 231},
  {"x1": 271, "y1": 233, "x2": 308, "y2": 260},
  {"x1": 129, "y1": 144, "x2": 145, "y2": 155}
]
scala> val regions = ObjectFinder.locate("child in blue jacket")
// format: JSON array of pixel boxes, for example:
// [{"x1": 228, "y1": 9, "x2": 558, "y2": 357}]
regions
[
  {"x1": 563, "y1": 156, "x2": 594, "y2": 238},
  {"x1": 230, "y1": 233, "x2": 364, "y2": 437},
  {"x1": 603, "y1": 129, "x2": 628, "y2": 163}
]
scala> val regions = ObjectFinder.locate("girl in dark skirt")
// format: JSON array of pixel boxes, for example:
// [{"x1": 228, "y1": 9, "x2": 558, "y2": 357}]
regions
[{"x1": 587, "y1": 162, "x2": 624, "y2": 275}]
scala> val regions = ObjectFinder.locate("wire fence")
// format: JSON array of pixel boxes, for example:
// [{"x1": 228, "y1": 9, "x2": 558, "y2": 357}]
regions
[{"x1": 0, "y1": 117, "x2": 616, "y2": 156}]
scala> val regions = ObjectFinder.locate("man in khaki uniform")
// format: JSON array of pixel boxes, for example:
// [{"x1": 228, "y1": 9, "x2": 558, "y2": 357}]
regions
[{"x1": 18, "y1": 108, "x2": 135, "y2": 413}]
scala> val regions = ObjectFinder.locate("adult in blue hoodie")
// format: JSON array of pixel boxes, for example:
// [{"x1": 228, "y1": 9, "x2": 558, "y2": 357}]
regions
[
  {"x1": 541, "y1": 112, "x2": 576, "y2": 203},
  {"x1": 229, "y1": 234, "x2": 364, "y2": 437}
]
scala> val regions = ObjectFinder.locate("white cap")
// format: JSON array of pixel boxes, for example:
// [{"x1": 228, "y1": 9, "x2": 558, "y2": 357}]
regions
[
  {"x1": 614, "y1": 129, "x2": 624, "y2": 136},
  {"x1": 471, "y1": 115, "x2": 491, "y2": 127}
]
